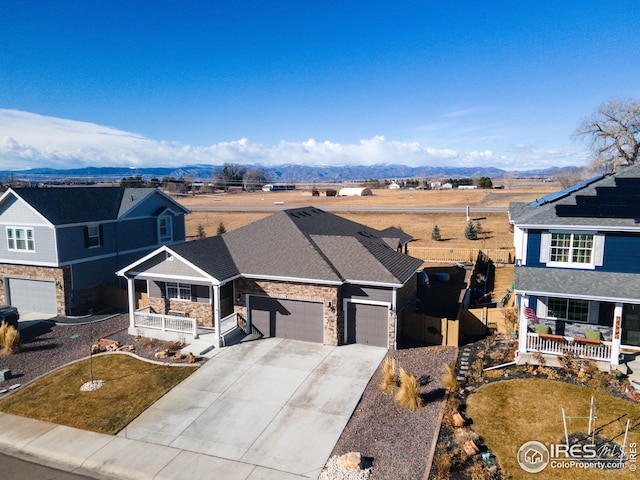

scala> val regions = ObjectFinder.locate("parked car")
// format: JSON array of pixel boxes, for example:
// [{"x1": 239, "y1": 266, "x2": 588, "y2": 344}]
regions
[{"x1": 0, "y1": 305, "x2": 19, "y2": 329}]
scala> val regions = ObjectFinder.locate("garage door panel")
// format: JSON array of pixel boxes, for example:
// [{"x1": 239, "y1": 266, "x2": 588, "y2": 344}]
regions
[
  {"x1": 249, "y1": 296, "x2": 323, "y2": 343},
  {"x1": 8, "y1": 278, "x2": 57, "y2": 314},
  {"x1": 347, "y1": 302, "x2": 389, "y2": 348}
]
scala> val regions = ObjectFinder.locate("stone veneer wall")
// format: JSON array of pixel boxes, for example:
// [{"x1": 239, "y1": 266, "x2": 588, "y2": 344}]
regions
[
  {"x1": 147, "y1": 296, "x2": 215, "y2": 327},
  {"x1": 0, "y1": 263, "x2": 70, "y2": 315},
  {"x1": 234, "y1": 278, "x2": 341, "y2": 346}
]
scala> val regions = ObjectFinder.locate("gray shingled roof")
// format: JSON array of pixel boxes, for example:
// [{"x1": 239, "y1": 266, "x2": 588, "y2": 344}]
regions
[
  {"x1": 10, "y1": 187, "x2": 167, "y2": 225},
  {"x1": 170, "y1": 235, "x2": 240, "y2": 281},
  {"x1": 169, "y1": 207, "x2": 423, "y2": 286},
  {"x1": 509, "y1": 163, "x2": 640, "y2": 228},
  {"x1": 515, "y1": 266, "x2": 640, "y2": 303}
]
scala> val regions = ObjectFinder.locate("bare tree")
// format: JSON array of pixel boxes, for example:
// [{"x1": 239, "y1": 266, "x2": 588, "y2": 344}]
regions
[
  {"x1": 553, "y1": 167, "x2": 589, "y2": 189},
  {"x1": 575, "y1": 98, "x2": 640, "y2": 173}
]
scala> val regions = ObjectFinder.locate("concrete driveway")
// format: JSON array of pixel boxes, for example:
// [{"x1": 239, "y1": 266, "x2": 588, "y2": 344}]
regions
[{"x1": 119, "y1": 337, "x2": 386, "y2": 479}]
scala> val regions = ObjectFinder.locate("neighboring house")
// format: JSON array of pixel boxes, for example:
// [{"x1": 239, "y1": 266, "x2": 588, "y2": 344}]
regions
[
  {"x1": 509, "y1": 164, "x2": 640, "y2": 368},
  {"x1": 117, "y1": 207, "x2": 423, "y2": 349},
  {"x1": 0, "y1": 187, "x2": 189, "y2": 316}
]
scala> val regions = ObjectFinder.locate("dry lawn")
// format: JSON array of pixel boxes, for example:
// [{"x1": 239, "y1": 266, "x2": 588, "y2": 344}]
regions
[
  {"x1": 0, "y1": 354, "x2": 195, "y2": 434},
  {"x1": 466, "y1": 379, "x2": 640, "y2": 479}
]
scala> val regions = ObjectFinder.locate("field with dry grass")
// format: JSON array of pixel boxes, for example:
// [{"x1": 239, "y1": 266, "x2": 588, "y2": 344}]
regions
[{"x1": 175, "y1": 185, "x2": 552, "y2": 298}]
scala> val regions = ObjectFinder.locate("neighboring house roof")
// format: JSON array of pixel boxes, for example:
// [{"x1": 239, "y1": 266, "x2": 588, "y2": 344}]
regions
[
  {"x1": 379, "y1": 226, "x2": 414, "y2": 249},
  {"x1": 509, "y1": 163, "x2": 640, "y2": 229},
  {"x1": 515, "y1": 267, "x2": 640, "y2": 304},
  {"x1": 133, "y1": 207, "x2": 423, "y2": 287},
  {"x1": 5, "y1": 187, "x2": 189, "y2": 225}
]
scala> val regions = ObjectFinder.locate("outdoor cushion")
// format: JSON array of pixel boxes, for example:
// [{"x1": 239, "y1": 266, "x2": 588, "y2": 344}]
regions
[
  {"x1": 534, "y1": 325, "x2": 551, "y2": 335},
  {"x1": 584, "y1": 330, "x2": 602, "y2": 341}
]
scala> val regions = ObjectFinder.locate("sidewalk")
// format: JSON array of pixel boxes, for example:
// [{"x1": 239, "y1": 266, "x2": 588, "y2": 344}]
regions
[{"x1": 0, "y1": 412, "x2": 306, "y2": 480}]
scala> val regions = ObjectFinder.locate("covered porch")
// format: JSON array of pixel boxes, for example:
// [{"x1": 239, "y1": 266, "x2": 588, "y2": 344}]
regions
[
  {"x1": 516, "y1": 295, "x2": 640, "y2": 367},
  {"x1": 116, "y1": 246, "x2": 239, "y2": 348}
]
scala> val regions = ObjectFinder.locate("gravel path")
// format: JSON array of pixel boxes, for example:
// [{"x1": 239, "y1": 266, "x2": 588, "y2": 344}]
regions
[
  {"x1": 329, "y1": 345, "x2": 456, "y2": 480},
  {"x1": 0, "y1": 314, "x2": 187, "y2": 391}
]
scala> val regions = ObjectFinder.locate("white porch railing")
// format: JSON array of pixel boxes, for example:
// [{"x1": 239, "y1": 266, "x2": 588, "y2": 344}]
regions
[
  {"x1": 134, "y1": 311, "x2": 198, "y2": 338},
  {"x1": 526, "y1": 332, "x2": 612, "y2": 362}
]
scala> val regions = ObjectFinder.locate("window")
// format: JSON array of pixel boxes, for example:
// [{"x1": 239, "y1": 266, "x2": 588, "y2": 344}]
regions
[
  {"x1": 158, "y1": 215, "x2": 172, "y2": 242},
  {"x1": 547, "y1": 297, "x2": 589, "y2": 322},
  {"x1": 84, "y1": 224, "x2": 103, "y2": 248},
  {"x1": 540, "y1": 231, "x2": 603, "y2": 268},
  {"x1": 166, "y1": 282, "x2": 191, "y2": 301},
  {"x1": 7, "y1": 227, "x2": 34, "y2": 252}
]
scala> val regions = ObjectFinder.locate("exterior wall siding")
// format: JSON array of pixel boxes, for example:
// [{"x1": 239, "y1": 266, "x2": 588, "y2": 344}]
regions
[
  {"x1": 56, "y1": 224, "x2": 117, "y2": 262},
  {"x1": 0, "y1": 225, "x2": 57, "y2": 264},
  {"x1": 234, "y1": 278, "x2": 341, "y2": 346},
  {"x1": 341, "y1": 284, "x2": 393, "y2": 303},
  {"x1": 524, "y1": 230, "x2": 543, "y2": 267}
]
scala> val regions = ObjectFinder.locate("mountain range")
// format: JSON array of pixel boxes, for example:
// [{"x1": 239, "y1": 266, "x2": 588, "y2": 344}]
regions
[{"x1": 0, "y1": 164, "x2": 581, "y2": 184}]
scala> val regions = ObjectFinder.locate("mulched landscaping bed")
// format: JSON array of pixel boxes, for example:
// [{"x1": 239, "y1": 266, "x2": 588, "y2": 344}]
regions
[
  {"x1": 329, "y1": 345, "x2": 456, "y2": 480},
  {"x1": 0, "y1": 314, "x2": 197, "y2": 392}
]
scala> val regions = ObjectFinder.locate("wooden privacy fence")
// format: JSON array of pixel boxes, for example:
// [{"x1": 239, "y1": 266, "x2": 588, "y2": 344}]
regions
[
  {"x1": 408, "y1": 247, "x2": 515, "y2": 264},
  {"x1": 403, "y1": 307, "x2": 512, "y2": 347},
  {"x1": 403, "y1": 312, "x2": 460, "y2": 348},
  {"x1": 102, "y1": 284, "x2": 148, "y2": 311}
]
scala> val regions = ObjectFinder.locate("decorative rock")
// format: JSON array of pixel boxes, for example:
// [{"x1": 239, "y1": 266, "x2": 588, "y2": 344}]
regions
[
  {"x1": 173, "y1": 352, "x2": 185, "y2": 361},
  {"x1": 187, "y1": 352, "x2": 196, "y2": 364},
  {"x1": 155, "y1": 350, "x2": 168, "y2": 359},
  {"x1": 80, "y1": 380, "x2": 104, "y2": 392},
  {"x1": 91, "y1": 344, "x2": 101, "y2": 354},
  {"x1": 0, "y1": 369, "x2": 11, "y2": 381},
  {"x1": 452, "y1": 412, "x2": 466, "y2": 427},
  {"x1": 337, "y1": 452, "x2": 363, "y2": 470},
  {"x1": 463, "y1": 440, "x2": 480, "y2": 455},
  {"x1": 98, "y1": 338, "x2": 120, "y2": 347}
]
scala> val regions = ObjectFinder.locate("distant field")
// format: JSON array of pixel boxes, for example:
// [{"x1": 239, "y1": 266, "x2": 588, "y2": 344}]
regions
[
  {"x1": 175, "y1": 185, "x2": 555, "y2": 300},
  {"x1": 178, "y1": 185, "x2": 556, "y2": 251}
]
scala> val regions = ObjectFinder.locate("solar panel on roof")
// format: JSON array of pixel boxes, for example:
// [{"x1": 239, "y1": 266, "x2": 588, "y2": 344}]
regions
[{"x1": 529, "y1": 175, "x2": 604, "y2": 207}]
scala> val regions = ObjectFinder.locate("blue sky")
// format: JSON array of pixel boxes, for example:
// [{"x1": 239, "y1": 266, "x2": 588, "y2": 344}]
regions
[{"x1": 1, "y1": 1, "x2": 639, "y2": 171}]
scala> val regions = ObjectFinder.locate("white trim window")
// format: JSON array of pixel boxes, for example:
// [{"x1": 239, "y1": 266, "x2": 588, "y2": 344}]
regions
[
  {"x1": 546, "y1": 297, "x2": 590, "y2": 322},
  {"x1": 540, "y1": 231, "x2": 604, "y2": 268},
  {"x1": 7, "y1": 227, "x2": 35, "y2": 252},
  {"x1": 158, "y1": 215, "x2": 173, "y2": 242},
  {"x1": 166, "y1": 282, "x2": 191, "y2": 301}
]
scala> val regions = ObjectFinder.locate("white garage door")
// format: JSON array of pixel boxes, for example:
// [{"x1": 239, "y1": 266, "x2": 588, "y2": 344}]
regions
[{"x1": 7, "y1": 278, "x2": 58, "y2": 314}]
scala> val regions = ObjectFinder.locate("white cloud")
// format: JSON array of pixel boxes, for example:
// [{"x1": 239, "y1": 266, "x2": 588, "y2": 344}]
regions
[{"x1": 0, "y1": 109, "x2": 586, "y2": 171}]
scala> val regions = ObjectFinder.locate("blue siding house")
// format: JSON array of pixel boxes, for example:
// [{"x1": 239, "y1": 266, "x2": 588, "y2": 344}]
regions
[
  {"x1": 0, "y1": 187, "x2": 189, "y2": 316},
  {"x1": 510, "y1": 164, "x2": 640, "y2": 368}
]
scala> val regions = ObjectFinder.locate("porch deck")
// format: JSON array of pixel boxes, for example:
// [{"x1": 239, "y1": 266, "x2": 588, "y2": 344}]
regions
[{"x1": 525, "y1": 332, "x2": 612, "y2": 362}]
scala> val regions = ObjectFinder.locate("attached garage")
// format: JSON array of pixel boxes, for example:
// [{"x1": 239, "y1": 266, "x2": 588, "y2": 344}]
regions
[
  {"x1": 7, "y1": 278, "x2": 58, "y2": 314},
  {"x1": 346, "y1": 302, "x2": 389, "y2": 348},
  {"x1": 249, "y1": 296, "x2": 324, "y2": 343}
]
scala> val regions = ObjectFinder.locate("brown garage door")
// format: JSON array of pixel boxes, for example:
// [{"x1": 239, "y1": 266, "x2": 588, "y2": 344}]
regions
[
  {"x1": 249, "y1": 296, "x2": 324, "y2": 343},
  {"x1": 346, "y1": 302, "x2": 389, "y2": 348}
]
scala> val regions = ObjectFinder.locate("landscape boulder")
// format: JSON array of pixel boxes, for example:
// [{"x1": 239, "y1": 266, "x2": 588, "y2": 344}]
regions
[{"x1": 337, "y1": 452, "x2": 363, "y2": 470}]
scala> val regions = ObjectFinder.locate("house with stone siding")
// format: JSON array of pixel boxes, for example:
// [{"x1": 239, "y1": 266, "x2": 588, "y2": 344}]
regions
[
  {"x1": 510, "y1": 163, "x2": 640, "y2": 369},
  {"x1": 117, "y1": 206, "x2": 423, "y2": 349},
  {"x1": 0, "y1": 187, "x2": 189, "y2": 316}
]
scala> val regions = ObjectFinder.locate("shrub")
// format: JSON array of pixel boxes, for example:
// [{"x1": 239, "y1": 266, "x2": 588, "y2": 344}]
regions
[
  {"x1": 216, "y1": 222, "x2": 227, "y2": 235},
  {"x1": 0, "y1": 321, "x2": 8, "y2": 348},
  {"x1": 163, "y1": 340, "x2": 184, "y2": 352},
  {"x1": 431, "y1": 224, "x2": 442, "y2": 241},
  {"x1": 395, "y1": 368, "x2": 423, "y2": 411},
  {"x1": 378, "y1": 356, "x2": 399, "y2": 394},
  {"x1": 432, "y1": 451, "x2": 453, "y2": 480},
  {"x1": 442, "y1": 363, "x2": 458, "y2": 393},
  {"x1": 1, "y1": 325, "x2": 20, "y2": 355},
  {"x1": 464, "y1": 221, "x2": 478, "y2": 240},
  {"x1": 196, "y1": 224, "x2": 206, "y2": 239}
]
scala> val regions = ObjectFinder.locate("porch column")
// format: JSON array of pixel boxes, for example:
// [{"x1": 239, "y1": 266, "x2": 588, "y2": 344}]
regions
[
  {"x1": 126, "y1": 277, "x2": 136, "y2": 332},
  {"x1": 517, "y1": 294, "x2": 529, "y2": 356},
  {"x1": 213, "y1": 284, "x2": 221, "y2": 348},
  {"x1": 610, "y1": 303, "x2": 623, "y2": 366}
]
